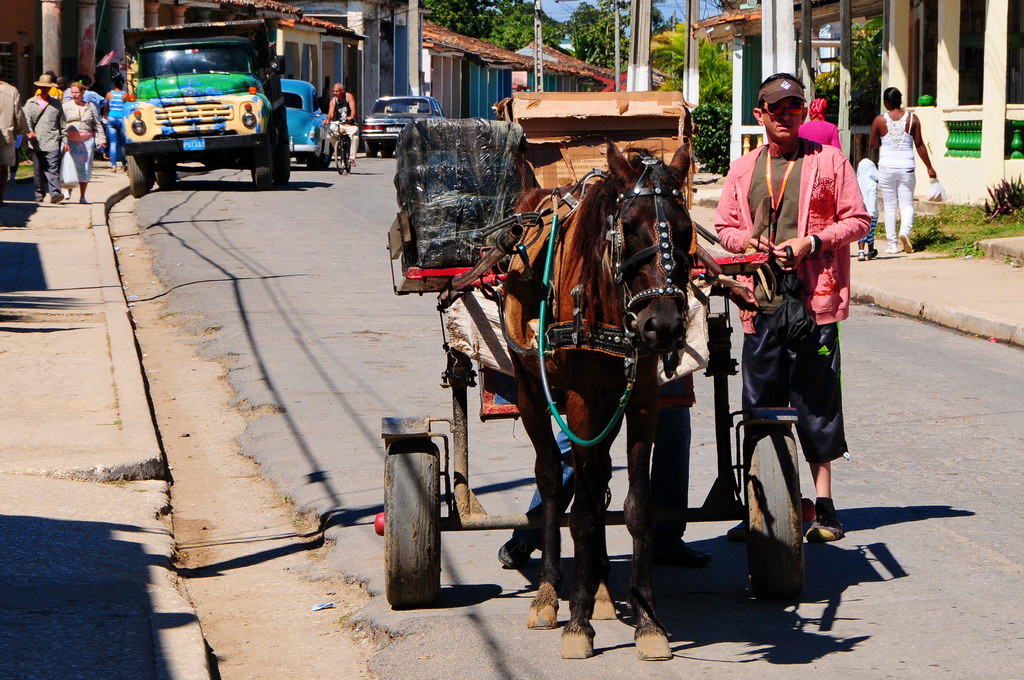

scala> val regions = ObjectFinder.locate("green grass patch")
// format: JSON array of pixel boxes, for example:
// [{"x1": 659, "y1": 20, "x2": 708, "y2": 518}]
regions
[
  {"x1": 912, "y1": 204, "x2": 1024, "y2": 256},
  {"x1": 15, "y1": 161, "x2": 33, "y2": 181}
]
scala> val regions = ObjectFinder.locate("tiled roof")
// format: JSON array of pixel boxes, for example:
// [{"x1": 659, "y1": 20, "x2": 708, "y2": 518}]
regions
[
  {"x1": 209, "y1": 0, "x2": 303, "y2": 17},
  {"x1": 422, "y1": 22, "x2": 602, "y2": 80},
  {"x1": 278, "y1": 16, "x2": 361, "y2": 37},
  {"x1": 423, "y1": 22, "x2": 532, "y2": 69}
]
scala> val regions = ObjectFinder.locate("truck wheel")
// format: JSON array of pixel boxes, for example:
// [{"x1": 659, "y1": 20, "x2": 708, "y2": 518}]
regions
[
  {"x1": 127, "y1": 157, "x2": 154, "y2": 198},
  {"x1": 155, "y1": 168, "x2": 177, "y2": 189},
  {"x1": 251, "y1": 145, "x2": 273, "y2": 190},
  {"x1": 272, "y1": 142, "x2": 291, "y2": 186}
]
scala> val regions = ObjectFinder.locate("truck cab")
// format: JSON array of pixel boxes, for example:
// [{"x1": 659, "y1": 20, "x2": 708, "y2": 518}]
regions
[{"x1": 122, "y1": 20, "x2": 291, "y2": 195}]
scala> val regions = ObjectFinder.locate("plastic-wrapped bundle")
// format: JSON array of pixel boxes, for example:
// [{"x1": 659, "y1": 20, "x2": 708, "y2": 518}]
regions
[{"x1": 394, "y1": 118, "x2": 525, "y2": 270}]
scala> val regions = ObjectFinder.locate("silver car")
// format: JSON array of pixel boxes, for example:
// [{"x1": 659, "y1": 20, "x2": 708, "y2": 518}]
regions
[{"x1": 361, "y1": 96, "x2": 445, "y2": 158}]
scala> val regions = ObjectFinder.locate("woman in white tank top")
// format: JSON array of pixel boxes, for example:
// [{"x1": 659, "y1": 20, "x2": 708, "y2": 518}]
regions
[{"x1": 869, "y1": 87, "x2": 937, "y2": 254}]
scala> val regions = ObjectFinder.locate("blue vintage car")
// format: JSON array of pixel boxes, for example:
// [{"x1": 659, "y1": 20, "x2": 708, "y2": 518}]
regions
[{"x1": 281, "y1": 79, "x2": 329, "y2": 169}]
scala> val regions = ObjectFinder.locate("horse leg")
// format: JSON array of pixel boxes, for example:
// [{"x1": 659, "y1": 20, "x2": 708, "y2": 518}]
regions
[
  {"x1": 561, "y1": 390, "x2": 615, "y2": 659},
  {"x1": 591, "y1": 502, "x2": 616, "y2": 621},
  {"x1": 512, "y1": 361, "x2": 564, "y2": 630},
  {"x1": 623, "y1": 392, "x2": 672, "y2": 661}
]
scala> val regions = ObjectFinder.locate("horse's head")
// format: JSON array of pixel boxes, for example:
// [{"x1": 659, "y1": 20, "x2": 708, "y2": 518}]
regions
[{"x1": 605, "y1": 144, "x2": 694, "y2": 354}]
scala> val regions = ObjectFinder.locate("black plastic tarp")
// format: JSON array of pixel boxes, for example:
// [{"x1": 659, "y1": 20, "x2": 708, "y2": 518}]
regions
[{"x1": 394, "y1": 118, "x2": 525, "y2": 270}]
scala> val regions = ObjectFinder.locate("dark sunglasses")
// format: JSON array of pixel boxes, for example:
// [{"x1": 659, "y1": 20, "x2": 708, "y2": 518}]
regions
[{"x1": 763, "y1": 100, "x2": 806, "y2": 116}]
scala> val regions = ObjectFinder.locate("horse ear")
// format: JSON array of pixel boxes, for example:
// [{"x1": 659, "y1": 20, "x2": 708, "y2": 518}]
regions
[
  {"x1": 669, "y1": 144, "x2": 691, "y2": 176},
  {"x1": 607, "y1": 143, "x2": 637, "y2": 183}
]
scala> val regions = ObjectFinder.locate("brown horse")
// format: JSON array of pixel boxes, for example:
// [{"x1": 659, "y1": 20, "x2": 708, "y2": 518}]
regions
[{"x1": 502, "y1": 143, "x2": 695, "y2": 660}]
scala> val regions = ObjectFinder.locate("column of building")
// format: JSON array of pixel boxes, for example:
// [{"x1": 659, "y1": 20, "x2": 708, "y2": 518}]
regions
[
  {"x1": 41, "y1": 0, "x2": 62, "y2": 75},
  {"x1": 78, "y1": 0, "x2": 98, "y2": 80}
]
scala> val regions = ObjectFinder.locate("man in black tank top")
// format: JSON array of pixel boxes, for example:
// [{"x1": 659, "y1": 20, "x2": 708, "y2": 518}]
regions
[{"x1": 326, "y1": 83, "x2": 359, "y2": 164}]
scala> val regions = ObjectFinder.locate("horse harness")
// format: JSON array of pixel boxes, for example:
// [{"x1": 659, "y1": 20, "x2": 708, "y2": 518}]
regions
[{"x1": 541, "y1": 153, "x2": 696, "y2": 377}]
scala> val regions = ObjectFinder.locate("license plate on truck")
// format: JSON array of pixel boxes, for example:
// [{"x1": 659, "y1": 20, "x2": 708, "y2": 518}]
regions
[{"x1": 182, "y1": 138, "x2": 206, "y2": 151}]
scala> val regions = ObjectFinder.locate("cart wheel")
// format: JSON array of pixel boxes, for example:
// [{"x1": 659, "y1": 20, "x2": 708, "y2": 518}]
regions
[
  {"x1": 745, "y1": 428, "x2": 804, "y2": 600},
  {"x1": 384, "y1": 438, "x2": 441, "y2": 608}
]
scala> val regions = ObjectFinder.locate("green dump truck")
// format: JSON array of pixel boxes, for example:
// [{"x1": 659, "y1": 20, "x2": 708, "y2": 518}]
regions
[{"x1": 122, "y1": 20, "x2": 291, "y2": 196}]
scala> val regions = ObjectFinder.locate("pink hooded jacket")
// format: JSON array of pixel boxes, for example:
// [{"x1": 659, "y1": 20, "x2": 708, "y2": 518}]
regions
[{"x1": 714, "y1": 139, "x2": 870, "y2": 333}]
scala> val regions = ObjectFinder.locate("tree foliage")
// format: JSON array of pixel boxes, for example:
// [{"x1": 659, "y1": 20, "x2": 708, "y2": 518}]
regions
[
  {"x1": 487, "y1": 0, "x2": 562, "y2": 51},
  {"x1": 423, "y1": 0, "x2": 495, "y2": 39},
  {"x1": 652, "y1": 24, "x2": 732, "y2": 106}
]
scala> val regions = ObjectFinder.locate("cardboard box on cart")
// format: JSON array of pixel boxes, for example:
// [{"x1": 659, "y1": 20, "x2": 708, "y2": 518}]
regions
[{"x1": 494, "y1": 90, "x2": 695, "y2": 202}]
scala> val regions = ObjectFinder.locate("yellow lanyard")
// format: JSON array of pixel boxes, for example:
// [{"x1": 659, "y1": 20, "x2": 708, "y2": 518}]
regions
[{"x1": 765, "y1": 153, "x2": 796, "y2": 238}]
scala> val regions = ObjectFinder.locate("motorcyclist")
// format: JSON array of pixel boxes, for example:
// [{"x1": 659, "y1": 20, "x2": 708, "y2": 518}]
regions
[{"x1": 326, "y1": 82, "x2": 359, "y2": 166}]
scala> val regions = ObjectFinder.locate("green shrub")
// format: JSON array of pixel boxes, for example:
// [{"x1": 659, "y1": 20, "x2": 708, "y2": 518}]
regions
[{"x1": 692, "y1": 103, "x2": 731, "y2": 176}]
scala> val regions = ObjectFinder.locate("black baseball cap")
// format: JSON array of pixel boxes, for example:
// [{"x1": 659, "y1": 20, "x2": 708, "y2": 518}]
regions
[{"x1": 758, "y1": 75, "x2": 806, "y2": 105}]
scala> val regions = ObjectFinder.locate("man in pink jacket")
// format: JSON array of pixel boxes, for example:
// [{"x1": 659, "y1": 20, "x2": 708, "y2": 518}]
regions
[{"x1": 715, "y1": 73, "x2": 869, "y2": 542}]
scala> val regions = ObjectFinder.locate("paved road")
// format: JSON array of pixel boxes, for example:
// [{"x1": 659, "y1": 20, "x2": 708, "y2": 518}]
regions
[{"x1": 134, "y1": 161, "x2": 1024, "y2": 679}]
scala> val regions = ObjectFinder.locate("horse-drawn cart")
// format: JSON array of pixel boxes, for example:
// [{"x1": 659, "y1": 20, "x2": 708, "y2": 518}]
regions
[{"x1": 381, "y1": 92, "x2": 805, "y2": 618}]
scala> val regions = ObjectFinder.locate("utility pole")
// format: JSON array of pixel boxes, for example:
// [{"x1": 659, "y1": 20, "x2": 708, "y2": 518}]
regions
[
  {"x1": 627, "y1": 0, "x2": 652, "y2": 91},
  {"x1": 683, "y1": 0, "x2": 699, "y2": 104},
  {"x1": 534, "y1": 0, "x2": 544, "y2": 91},
  {"x1": 613, "y1": 0, "x2": 621, "y2": 92},
  {"x1": 408, "y1": 0, "x2": 421, "y2": 95},
  {"x1": 839, "y1": 0, "x2": 852, "y2": 155},
  {"x1": 799, "y1": 0, "x2": 815, "y2": 101}
]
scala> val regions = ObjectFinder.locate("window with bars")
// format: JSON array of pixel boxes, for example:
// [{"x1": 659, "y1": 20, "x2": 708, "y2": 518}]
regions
[{"x1": 0, "y1": 43, "x2": 15, "y2": 83}]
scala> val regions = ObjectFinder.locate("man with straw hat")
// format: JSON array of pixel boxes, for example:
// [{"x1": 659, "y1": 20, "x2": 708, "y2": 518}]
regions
[{"x1": 23, "y1": 73, "x2": 66, "y2": 204}]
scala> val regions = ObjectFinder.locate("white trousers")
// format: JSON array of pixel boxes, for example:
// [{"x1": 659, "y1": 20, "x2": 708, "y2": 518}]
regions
[{"x1": 878, "y1": 168, "x2": 916, "y2": 246}]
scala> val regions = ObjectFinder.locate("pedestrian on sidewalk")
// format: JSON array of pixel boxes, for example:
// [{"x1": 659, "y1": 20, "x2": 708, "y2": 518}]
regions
[
  {"x1": 103, "y1": 76, "x2": 127, "y2": 173},
  {"x1": 869, "y1": 87, "x2": 937, "y2": 254},
  {"x1": 61, "y1": 82, "x2": 107, "y2": 204},
  {"x1": 856, "y1": 158, "x2": 879, "y2": 260},
  {"x1": 0, "y1": 76, "x2": 29, "y2": 208},
  {"x1": 799, "y1": 98, "x2": 841, "y2": 149},
  {"x1": 713, "y1": 73, "x2": 869, "y2": 543},
  {"x1": 23, "y1": 75, "x2": 66, "y2": 204}
]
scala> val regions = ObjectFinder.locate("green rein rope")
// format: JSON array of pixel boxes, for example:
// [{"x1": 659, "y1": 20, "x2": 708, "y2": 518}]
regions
[{"x1": 537, "y1": 214, "x2": 633, "y2": 446}]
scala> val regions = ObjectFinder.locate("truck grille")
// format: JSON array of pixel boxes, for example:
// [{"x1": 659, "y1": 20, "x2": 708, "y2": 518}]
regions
[{"x1": 154, "y1": 102, "x2": 234, "y2": 128}]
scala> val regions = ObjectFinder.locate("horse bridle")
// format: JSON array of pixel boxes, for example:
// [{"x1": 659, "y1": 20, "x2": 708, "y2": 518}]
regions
[{"x1": 609, "y1": 152, "x2": 694, "y2": 329}]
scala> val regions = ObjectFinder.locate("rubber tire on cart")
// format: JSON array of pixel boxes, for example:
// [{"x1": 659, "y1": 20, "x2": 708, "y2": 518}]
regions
[
  {"x1": 126, "y1": 156, "x2": 154, "y2": 198},
  {"x1": 384, "y1": 438, "x2": 441, "y2": 609},
  {"x1": 745, "y1": 428, "x2": 804, "y2": 600},
  {"x1": 155, "y1": 167, "x2": 177, "y2": 189},
  {"x1": 251, "y1": 144, "x2": 274, "y2": 190}
]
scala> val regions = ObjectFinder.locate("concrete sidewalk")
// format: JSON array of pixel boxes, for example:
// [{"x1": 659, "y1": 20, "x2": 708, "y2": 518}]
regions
[{"x1": 0, "y1": 170, "x2": 210, "y2": 679}]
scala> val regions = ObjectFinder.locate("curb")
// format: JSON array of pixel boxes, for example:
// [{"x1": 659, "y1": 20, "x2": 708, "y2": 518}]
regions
[
  {"x1": 94, "y1": 181, "x2": 213, "y2": 680},
  {"x1": 852, "y1": 282, "x2": 1024, "y2": 347},
  {"x1": 83, "y1": 184, "x2": 166, "y2": 482}
]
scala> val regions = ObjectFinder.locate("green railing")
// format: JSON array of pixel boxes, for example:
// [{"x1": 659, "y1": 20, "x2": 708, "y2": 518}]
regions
[
  {"x1": 1009, "y1": 120, "x2": 1024, "y2": 160},
  {"x1": 945, "y1": 120, "x2": 983, "y2": 158}
]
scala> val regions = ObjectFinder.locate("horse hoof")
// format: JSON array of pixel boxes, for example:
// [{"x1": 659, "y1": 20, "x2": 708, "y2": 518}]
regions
[
  {"x1": 527, "y1": 604, "x2": 558, "y2": 630},
  {"x1": 636, "y1": 632, "x2": 672, "y2": 661},
  {"x1": 591, "y1": 584, "x2": 617, "y2": 621},
  {"x1": 561, "y1": 631, "x2": 594, "y2": 659}
]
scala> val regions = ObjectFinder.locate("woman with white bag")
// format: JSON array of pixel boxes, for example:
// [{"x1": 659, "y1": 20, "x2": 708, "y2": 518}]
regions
[
  {"x1": 61, "y1": 81, "x2": 106, "y2": 204},
  {"x1": 869, "y1": 87, "x2": 937, "y2": 254}
]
